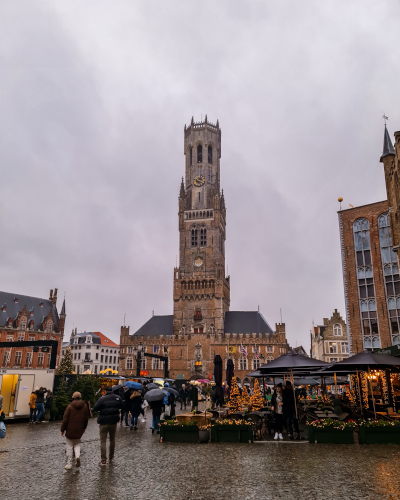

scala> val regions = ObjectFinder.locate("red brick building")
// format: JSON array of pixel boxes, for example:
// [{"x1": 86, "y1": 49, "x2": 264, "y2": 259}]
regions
[
  {"x1": 0, "y1": 288, "x2": 66, "y2": 369},
  {"x1": 119, "y1": 117, "x2": 288, "y2": 382},
  {"x1": 338, "y1": 125, "x2": 400, "y2": 354}
]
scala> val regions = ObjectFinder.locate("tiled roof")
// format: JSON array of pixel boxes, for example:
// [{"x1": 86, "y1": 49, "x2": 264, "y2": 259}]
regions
[
  {"x1": 0, "y1": 291, "x2": 59, "y2": 330},
  {"x1": 131, "y1": 316, "x2": 174, "y2": 338},
  {"x1": 224, "y1": 311, "x2": 274, "y2": 338},
  {"x1": 66, "y1": 331, "x2": 119, "y2": 348}
]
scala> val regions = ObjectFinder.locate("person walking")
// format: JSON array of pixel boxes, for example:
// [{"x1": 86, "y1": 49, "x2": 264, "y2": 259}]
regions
[
  {"x1": 44, "y1": 390, "x2": 53, "y2": 421},
  {"x1": 118, "y1": 387, "x2": 126, "y2": 425},
  {"x1": 29, "y1": 391, "x2": 37, "y2": 423},
  {"x1": 283, "y1": 381, "x2": 300, "y2": 440},
  {"x1": 123, "y1": 388, "x2": 132, "y2": 427},
  {"x1": 35, "y1": 387, "x2": 47, "y2": 423},
  {"x1": 168, "y1": 391, "x2": 176, "y2": 418},
  {"x1": 92, "y1": 386, "x2": 123, "y2": 466},
  {"x1": 129, "y1": 390, "x2": 142, "y2": 430},
  {"x1": 149, "y1": 398, "x2": 163, "y2": 434},
  {"x1": 179, "y1": 385, "x2": 186, "y2": 410},
  {"x1": 271, "y1": 383, "x2": 284, "y2": 440},
  {"x1": 60, "y1": 392, "x2": 89, "y2": 470}
]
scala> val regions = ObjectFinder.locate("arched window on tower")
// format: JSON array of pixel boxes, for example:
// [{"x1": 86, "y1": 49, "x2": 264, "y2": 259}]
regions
[
  {"x1": 191, "y1": 228, "x2": 198, "y2": 246},
  {"x1": 208, "y1": 145, "x2": 212, "y2": 164},
  {"x1": 200, "y1": 227, "x2": 207, "y2": 246},
  {"x1": 197, "y1": 144, "x2": 202, "y2": 163}
]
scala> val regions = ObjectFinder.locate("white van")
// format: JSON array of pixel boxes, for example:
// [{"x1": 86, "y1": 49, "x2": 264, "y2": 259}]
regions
[{"x1": 0, "y1": 368, "x2": 55, "y2": 418}]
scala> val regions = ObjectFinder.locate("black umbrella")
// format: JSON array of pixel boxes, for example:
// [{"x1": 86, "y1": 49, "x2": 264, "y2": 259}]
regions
[
  {"x1": 258, "y1": 352, "x2": 330, "y2": 373},
  {"x1": 112, "y1": 384, "x2": 124, "y2": 392},
  {"x1": 329, "y1": 351, "x2": 400, "y2": 371},
  {"x1": 146, "y1": 383, "x2": 161, "y2": 390},
  {"x1": 213, "y1": 355, "x2": 224, "y2": 407},
  {"x1": 226, "y1": 358, "x2": 234, "y2": 387},
  {"x1": 144, "y1": 389, "x2": 168, "y2": 402},
  {"x1": 162, "y1": 387, "x2": 179, "y2": 397}
]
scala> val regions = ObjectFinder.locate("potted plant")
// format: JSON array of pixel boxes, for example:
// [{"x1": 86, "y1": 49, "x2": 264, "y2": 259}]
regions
[
  {"x1": 358, "y1": 419, "x2": 400, "y2": 445},
  {"x1": 210, "y1": 419, "x2": 253, "y2": 443},
  {"x1": 199, "y1": 425, "x2": 210, "y2": 443},
  {"x1": 307, "y1": 418, "x2": 357, "y2": 444},
  {"x1": 160, "y1": 420, "x2": 199, "y2": 443}
]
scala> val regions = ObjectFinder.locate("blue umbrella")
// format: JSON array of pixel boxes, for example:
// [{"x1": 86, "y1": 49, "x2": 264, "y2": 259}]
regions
[{"x1": 124, "y1": 381, "x2": 143, "y2": 390}]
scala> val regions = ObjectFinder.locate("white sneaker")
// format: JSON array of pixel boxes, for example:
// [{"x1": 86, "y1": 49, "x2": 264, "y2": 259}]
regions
[
  {"x1": 65, "y1": 464, "x2": 72, "y2": 470},
  {"x1": 278, "y1": 433, "x2": 283, "y2": 440},
  {"x1": 274, "y1": 432, "x2": 278, "y2": 440}
]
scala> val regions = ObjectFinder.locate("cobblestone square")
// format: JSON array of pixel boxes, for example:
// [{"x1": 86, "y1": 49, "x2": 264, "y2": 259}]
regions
[{"x1": 2, "y1": 419, "x2": 400, "y2": 500}]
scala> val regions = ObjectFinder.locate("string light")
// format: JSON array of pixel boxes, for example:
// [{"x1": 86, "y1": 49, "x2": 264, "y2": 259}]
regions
[
  {"x1": 227, "y1": 377, "x2": 242, "y2": 414},
  {"x1": 390, "y1": 374, "x2": 397, "y2": 411},
  {"x1": 380, "y1": 371, "x2": 390, "y2": 405},
  {"x1": 360, "y1": 372, "x2": 369, "y2": 409},
  {"x1": 249, "y1": 379, "x2": 263, "y2": 411}
]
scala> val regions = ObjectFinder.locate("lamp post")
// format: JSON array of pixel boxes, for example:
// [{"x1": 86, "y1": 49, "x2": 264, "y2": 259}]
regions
[
  {"x1": 133, "y1": 342, "x2": 144, "y2": 377},
  {"x1": 259, "y1": 354, "x2": 265, "y2": 396}
]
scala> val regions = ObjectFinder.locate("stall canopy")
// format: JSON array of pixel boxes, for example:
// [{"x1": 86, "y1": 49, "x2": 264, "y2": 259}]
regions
[
  {"x1": 328, "y1": 351, "x2": 400, "y2": 372},
  {"x1": 258, "y1": 352, "x2": 330, "y2": 373}
]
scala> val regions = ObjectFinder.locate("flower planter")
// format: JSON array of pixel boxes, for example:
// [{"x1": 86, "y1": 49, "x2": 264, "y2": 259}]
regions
[
  {"x1": 199, "y1": 430, "x2": 210, "y2": 443},
  {"x1": 160, "y1": 425, "x2": 199, "y2": 443},
  {"x1": 308, "y1": 427, "x2": 355, "y2": 444},
  {"x1": 211, "y1": 425, "x2": 253, "y2": 443},
  {"x1": 359, "y1": 426, "x2": 400, "y2": 445}
]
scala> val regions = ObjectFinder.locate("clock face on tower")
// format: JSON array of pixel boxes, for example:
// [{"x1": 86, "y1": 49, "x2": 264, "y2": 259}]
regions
[
  {"x1": 193, "y1": 175, "x2": 205, "y2": 187},
  {"x1": 193, "y1": 256, "x2": 203, "y2": 267}
]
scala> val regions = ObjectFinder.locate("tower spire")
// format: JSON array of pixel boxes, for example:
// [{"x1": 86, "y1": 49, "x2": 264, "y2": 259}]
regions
[
  {"x1": 179, "y1": 177, "x2": 185, "y2": 199},
  {"x1": 380, "y1": 124, "x2": 395, "y2": 161}
]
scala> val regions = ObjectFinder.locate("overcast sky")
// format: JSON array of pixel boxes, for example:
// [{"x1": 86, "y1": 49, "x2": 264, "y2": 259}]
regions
[{"x1": 1, "y1": 1, "x2": 399, "y2": 350}]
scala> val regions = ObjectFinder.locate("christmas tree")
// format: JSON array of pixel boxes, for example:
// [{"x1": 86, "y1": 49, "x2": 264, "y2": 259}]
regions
[
  {"x1": 241, "y1": 386, "x2": 251, "y2": 408},
  {"x1": 228, "y1": 376, "x2": 243, "y2": 414},
  {"x1": 249, "y1": 379, "x2": 263, "y2": 411},
  {"x1": 58, "y1": 346, "x2": 74, "y2": 375},
  {"x1": 51, "y1": 377, "x2": 71, "y2": 420}
]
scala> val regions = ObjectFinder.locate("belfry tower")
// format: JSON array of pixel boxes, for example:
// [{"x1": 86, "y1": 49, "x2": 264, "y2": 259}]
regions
[{"x1": 173, "y1": 116, "x2": 230, "y2": 336}]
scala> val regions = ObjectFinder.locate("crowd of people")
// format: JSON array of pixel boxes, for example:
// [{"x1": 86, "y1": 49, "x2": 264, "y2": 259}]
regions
[{"x1": 29, "y1": 387, "x2": 53, "y2": 423}]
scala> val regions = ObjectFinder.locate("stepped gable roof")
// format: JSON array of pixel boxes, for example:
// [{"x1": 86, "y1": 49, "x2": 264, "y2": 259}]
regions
[
  {"x1": 0, "y1": 291, "x2": 59, "y2": 330},
  {"x1": 131, "y1": 315, "x2": 174, "y2": 338},
  {"x1": 68, "y1": 331, "x2": 119, "y2": 348},
  {"x1": 224, "y1": 311, "x2": 274, "y2": 338}
]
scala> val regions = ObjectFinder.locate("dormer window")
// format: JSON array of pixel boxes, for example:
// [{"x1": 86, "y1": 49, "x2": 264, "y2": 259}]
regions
[
  {"x1": 2, "y1": 305, "x2": 6, "y2": 312},
  {"x1": 46, "y1": 322, "x2": 53, "y2": 333},
  {"x1": 20, "y1": 321, "x2": 26, "y2": 330},
  {"x1": 73, "y1": 337, "x2": 79, "y2": 345},
  {"x1": 86, "y1": 335, "x2": 92, "y2": 344},
  {"x1": 40, "y1": 301, "x2": 43, "y2": 307},
  {"x1": 14, "y1": 297, "x2": 18, "y2": 304}
]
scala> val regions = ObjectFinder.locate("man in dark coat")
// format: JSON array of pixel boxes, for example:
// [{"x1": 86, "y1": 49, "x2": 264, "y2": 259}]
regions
[
  {"x1": 149, "y1": 399, "x2": 163, "y2": 434},
  {"x1": 283, "y1": 381, "x2": 300, "y2": 440},
  {"x1": 179, "y1": 384, "x2": 186, "y2": 410},
  {"x1": 93, "y1": 386, "x2": 123, "y2": 466},
  {"x1": 60, "y1": 392, "x2": 89, "y2": 470}
]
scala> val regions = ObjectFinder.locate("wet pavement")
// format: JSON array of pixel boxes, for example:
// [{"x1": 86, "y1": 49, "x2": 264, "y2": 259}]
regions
[{"x1": 2, "y1": 416, "x2": 400, "y2": 500}]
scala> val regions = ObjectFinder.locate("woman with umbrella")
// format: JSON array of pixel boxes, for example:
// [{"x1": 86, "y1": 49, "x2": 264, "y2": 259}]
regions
[
  {"x1": 129, "y1": 390, "x2": 143, "y2": 431},
  {"x1": 144, "y1": 389, "x2": 166, "y2": 434}
]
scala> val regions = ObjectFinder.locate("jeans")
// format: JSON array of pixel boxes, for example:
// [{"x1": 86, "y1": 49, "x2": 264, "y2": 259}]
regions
[
  {"x1": 180, "y1": 397, "x2": 186, "y2": 410},
  {"x1": 274, "y1": 413, "x2": 284, "y2": 433},
  {"x1": 36, "y1": 403, "x2": 45, "y2": 421},
  {"x1": 130, "y1": 414, "x2": 138, "y2": 427},
  {"x1": 65, "y1": 438, "x2": 81, "y2": 465},
  {"x1": 286, "y1": 412, "x2": 300, "y2": 435},
  {"x1": 152, "y1": 414, "x2": 160, "y2": 431},
  {"x1": 100, "y1": 424, "x2": 117, "y2": 461}
]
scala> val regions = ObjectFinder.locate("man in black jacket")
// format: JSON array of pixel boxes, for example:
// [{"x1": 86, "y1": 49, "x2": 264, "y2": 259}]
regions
[
  {"x1": 283, "y1": 381, "x2": 300, "y2": 440},
  {"x1": 93, "y1": 386, "x2": 123, "y2": 466}
]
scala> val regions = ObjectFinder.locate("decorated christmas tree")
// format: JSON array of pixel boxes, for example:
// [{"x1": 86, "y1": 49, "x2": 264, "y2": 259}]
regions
[
  {"x1": 228, "y1": 376, "x2": 243, "y2": 414},
  {"x1": 58, "y1": 346, "x2": 74, "y2": 375},
  {"x1": 240, "y1": 386, "x2": 251, "y2": 408},
  {"x1": 51, "y1": 377, "x2": 70, "y2": 420},
  {"x1": 249, "y1": 379, "x2": 263, "y2": 411}
]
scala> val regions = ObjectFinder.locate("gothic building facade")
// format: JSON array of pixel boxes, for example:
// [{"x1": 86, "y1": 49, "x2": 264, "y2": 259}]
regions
[{"x1": 119, "y1": 117, "x2": 288, "y2": 381}]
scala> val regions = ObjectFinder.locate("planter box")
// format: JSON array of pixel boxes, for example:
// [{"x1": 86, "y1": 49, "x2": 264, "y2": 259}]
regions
[
  {"x1": 160, "y1": 425, "x2": 199, "y2": 443},
  {"x1": 211, "y1": 425, "x2": 253, "y2": 443},
  {"x1": 359, "y1": 426, "x2": 400, "y2": 445},
  {"x1": 308, "y1": 427, "x2": 355, "y2": 444}
]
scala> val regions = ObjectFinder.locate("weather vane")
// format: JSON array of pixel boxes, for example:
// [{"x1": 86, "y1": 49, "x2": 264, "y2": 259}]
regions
[{"x1": 383, "y1": 114, "x2": 389, "y2": 125}]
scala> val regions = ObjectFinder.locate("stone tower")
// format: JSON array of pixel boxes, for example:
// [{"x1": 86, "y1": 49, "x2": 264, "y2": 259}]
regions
[{"x1": 173, "y1": 116, "x2": 230, "y2": 336}]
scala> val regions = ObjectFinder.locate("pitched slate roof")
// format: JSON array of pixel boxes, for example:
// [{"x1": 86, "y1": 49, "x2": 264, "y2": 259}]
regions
[
  {"x1": 381, "y1": 125, "x2": 395, "y2": 160},
  {"x1": 224, "y1": 311, "x2": 274, "y2": 338},
  {"x1": 131, "y1": 315, "x2": 174, "y2": 338},
  {"x1": 0, "y1": 291, "x2": 59, "y2": 330}
]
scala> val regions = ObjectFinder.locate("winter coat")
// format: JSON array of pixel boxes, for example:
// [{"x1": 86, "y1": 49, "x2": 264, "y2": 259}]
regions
[
  {"x1": 92, "y1": 390, "x2": 123, "y2": 425},
  {"x1": 168, "y1": 393, "x2": 176, "y2": 417},
  {"x1": 190, "y1": 386, "x2": 198, "y2": 406},
  {"x1": 129, "y1": 391, "x2": 142, "y2": 416},
  {"x1": 35, "y1": 389, "x2": 46, "y2": 404},
  {"x1": 61, "y1": 399, "x2": 89, "y2": 440},
  {"x1": 282, "y1": 387, "x2": 297, "y2": 415},
  {"x1": 271, "y1": 390, "x2": 284, "y2": 415},
  {"x1": 149, "y1": 399, "x2": 163, "y2": 416},
  {"x1": 29, "y1": 393, "x2": 37, "y2": 410}
]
